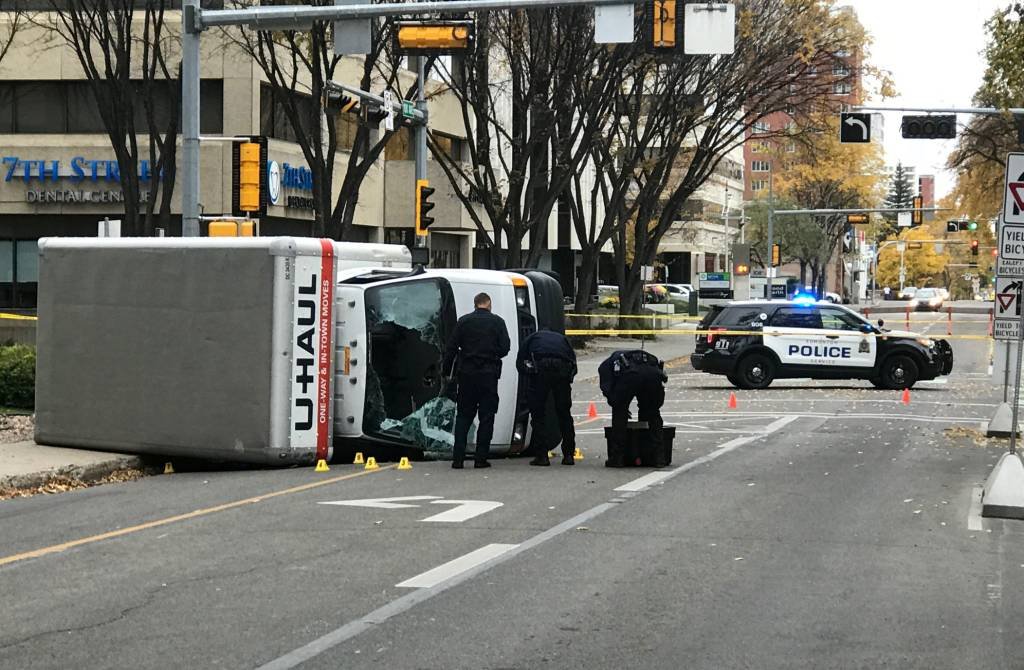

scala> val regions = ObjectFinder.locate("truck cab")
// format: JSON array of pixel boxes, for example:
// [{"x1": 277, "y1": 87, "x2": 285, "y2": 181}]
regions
[{"x1": 332, "y1": 267, "x2": 563, "y2": 458}]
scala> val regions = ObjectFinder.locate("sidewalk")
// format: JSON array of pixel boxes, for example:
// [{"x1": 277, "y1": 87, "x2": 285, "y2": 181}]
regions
[{"x1": 0, "y1": 439, "x2": 145, "y2": 492}]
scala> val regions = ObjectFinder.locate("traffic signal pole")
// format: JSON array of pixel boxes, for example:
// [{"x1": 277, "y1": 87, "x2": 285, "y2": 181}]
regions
[
  {"x1": 414, "y1": 57, "x2": 428, "y2": 251},
  {"x1": 180, "y1": 0, "x2": 634, "y2": 236}
]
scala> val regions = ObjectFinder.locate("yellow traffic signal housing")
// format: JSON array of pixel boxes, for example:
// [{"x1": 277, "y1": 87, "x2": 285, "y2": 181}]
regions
[
  {"x1": 846, "y1": 214, "x2": 869, "y2": 224},
  {"x1": 232, "y1": 136, "x2": 268, "y2": 218},
  {"x1": 396, "y1": 21, "x2": 473, "y2": 55},
  {"x1": 415, "y1": 179, "x2": 436, "y2": 236},
  {"x1": 651, "y1": 0, "x2": 680, "y2": 50},
  {"x1": 911, "y1": 195, "x2": 923, "y2": 226},
  {"x1": 771, "y1": 243, "x2": 781, "y2": 267}
]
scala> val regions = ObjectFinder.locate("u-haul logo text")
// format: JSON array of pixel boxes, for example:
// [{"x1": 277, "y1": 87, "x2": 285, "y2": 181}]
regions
[{"x1": 294, "y1": 273, "x2": 318, "y2": 432}]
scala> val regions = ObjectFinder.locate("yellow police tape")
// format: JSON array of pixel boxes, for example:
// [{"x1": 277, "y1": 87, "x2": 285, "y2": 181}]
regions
[
  {"x1": 565, "y1": 328, "x2": 995, "y2": 341},
  {"x1": 0, "y1": 312, "x2": 36, "y2": 321},
  {"x1": 564, "y1": 312, "x2": 703, "y2": 322}
]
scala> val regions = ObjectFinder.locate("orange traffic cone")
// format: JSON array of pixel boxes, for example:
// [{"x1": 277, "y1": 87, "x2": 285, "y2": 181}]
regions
[
  {"x1": 588, "y1": 402, "x2": 598, "y2": 419},
  {"x1": 901, "y1": 388, "x2": 911, "y2": 406},
  {"x1": 728, "y1": 392, "x2": 738, "y2": 409}
]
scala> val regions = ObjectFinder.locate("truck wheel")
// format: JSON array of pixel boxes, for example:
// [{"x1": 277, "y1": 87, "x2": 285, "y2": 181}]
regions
[
  {"x1": 736, "y1": 353, "x2": 774, "y2": 390},
  {"x1": 880, "y1": 354, "x2": 919, "y2": 390}
]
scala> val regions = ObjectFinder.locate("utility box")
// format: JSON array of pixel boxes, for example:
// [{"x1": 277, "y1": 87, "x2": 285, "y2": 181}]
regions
[{"x1": 34, "y1": 237, "x2": 410, "y2": 465}]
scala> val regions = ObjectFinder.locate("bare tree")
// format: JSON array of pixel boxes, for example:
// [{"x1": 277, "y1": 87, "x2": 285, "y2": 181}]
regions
[
  {"x1": 579, "y1": 0, "x2": 864, "y2": 314},
  {"x1": 429, "y1": 7, "x2": 630, "y2": 269},
  {"x1": 47, "y1": 0, "x2": 179, "y2": 236},
  {"x1": 228, "y1": 1, "x2": 425, "y2": 239}
]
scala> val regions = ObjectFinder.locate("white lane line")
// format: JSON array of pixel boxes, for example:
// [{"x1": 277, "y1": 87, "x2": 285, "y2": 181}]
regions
[
  {"x1": 917, "y1": 378, "x2": 949, "y2": 385},
  {"x1": 395, "y1": 543, "x2": 518, "y2": 589},
  {"x1": 968, "y1": 487, "x2": 985, "y2": 532},
  {"x1": 614, "y1": 415, "x2": 800, "y2": 492},
  {"x1": 655, "y1": 399, "x2": 995, "y2": 407},
  {"x1": 257, "y1": 502, "x2": 618, "y2": 670}
]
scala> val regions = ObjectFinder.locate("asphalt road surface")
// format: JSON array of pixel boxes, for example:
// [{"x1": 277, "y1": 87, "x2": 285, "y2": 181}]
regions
[{"x1": 3, "y1": 307, "x2": 1023, "y2": 669}]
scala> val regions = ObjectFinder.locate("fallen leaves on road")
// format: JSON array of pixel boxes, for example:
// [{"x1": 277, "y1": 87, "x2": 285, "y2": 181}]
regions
[
  {"x1": 0, "y1": 468, "x2": 147, "y2": 500},
  {"x1": 943, "y1": 426, "x2": 1004, "y2": 448}
]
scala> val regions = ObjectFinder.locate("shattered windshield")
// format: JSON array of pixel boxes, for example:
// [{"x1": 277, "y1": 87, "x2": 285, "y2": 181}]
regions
[{"x1": 362, "y1": 278, "x2": 459, "y2": 453}]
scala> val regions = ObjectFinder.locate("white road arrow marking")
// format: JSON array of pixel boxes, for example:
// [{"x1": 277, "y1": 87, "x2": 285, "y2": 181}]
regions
[
  {"x1": 420, "y1": 500, "x2": 504, "y2": 523},
  {"x1": 844, "y1": 115, "x2": 868, "y2": 140},
  {"x1": 318, "y1": 495, "x2": 442, "y2": 510}
]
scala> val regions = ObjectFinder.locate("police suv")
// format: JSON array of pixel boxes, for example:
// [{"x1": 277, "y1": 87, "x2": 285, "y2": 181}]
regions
[{"x1": 691, "y1": 298, "x2": 953, "y2": 390}]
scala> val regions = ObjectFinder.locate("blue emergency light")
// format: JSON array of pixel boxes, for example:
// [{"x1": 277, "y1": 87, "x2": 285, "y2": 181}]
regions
[{"x1": 792, "y1": 294, "x2": 816, "y2": 306}]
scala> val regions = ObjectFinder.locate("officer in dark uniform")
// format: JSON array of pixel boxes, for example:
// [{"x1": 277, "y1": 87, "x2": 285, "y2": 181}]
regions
[
  {"x1": 598, "y1": 349, "x2": 668, "y2": 468},
  {"x1": 517, "y1": 328, "x2": 577, "y2": 466},
  {"x1": 443, "y1": 292, "x2": 511, "y2": 469}
]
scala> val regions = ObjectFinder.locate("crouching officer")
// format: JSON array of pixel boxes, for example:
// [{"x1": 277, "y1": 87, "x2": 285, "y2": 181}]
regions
[
  {"x1": 443, "y1": 292, "x2": 511, "y2": 469},
  {"x1": 598, "y1": 350, "x2": 668, "y2": 468},
  {"x1": 518, "y1": 328, "x2": 577, "y2": 466}
]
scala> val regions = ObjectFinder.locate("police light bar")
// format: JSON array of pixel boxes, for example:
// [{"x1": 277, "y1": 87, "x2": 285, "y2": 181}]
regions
[{"x1": 792, "y1": 294, "x2": 816, "y2": 306}]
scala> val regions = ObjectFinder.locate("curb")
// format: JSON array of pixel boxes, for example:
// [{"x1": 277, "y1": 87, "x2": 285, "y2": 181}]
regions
[{"x1": 0, "y1": 454, "x2": 147, "y2": 492}]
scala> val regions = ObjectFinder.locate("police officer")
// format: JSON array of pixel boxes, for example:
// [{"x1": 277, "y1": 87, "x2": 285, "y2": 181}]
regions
[
  {"x1": 443, "y1": 292, "x2": 511, "y2": 469},
  {"x1": 517, "y1": 328, "x2": 577, "y2": 466},
  {"x1": 598, "y1": 350, "x2": 668, "y2": 468}
]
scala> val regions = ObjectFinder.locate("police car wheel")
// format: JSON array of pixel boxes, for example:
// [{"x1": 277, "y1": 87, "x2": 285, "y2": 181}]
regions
[
  {"x1": 727, "y1": 374, "x2": 743, "y2": 388},
  {"x1": 869, "y1": 377, "x2": 886, "y2": 389},
  {"x1": 736, "y1": 353, "x2": 775, "y2": 390},
  {"x1": 880, "y1": 354, "x2": 919, "y2": 390}
]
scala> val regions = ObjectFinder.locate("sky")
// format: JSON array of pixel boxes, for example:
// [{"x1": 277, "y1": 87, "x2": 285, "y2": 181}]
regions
[{"x1": 846, "y1": 0, "x2": 1009, "y2": 198}]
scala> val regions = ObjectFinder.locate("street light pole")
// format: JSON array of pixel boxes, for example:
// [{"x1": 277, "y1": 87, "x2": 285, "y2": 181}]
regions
[{"x1": 766, "y1": 169, "x2": 774, "y2": 299}]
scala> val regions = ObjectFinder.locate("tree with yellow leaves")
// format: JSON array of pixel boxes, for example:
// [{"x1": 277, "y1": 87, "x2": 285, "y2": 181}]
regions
[
  {"x1": 769, "y1": 112, "x2": 888, "y2": 292},
  {"x1": 875, "y1": 226, "x2": 950, "y2": 289}
]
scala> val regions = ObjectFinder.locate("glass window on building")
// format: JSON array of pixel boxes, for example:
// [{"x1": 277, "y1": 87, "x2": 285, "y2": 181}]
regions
[
  {"x1": 67, "y1": 82, "x2": 106, "y2": 133},
  {"x1": 0, "y1": 240, "x2": 38, "y2": 309},
  {"x1": 15, "y1": 82, "x2": 65, "y2": 133},
  {"x1": 751, "y1": 160, "x2": 771, "y2": 172}
]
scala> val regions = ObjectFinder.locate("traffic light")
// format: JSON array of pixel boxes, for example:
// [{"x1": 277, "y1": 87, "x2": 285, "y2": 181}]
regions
[
  {"x1": 846, "y1": 214, "x2": 869, "y2": 224},
  {"x1": 362, "y1": 104, "x2": 388, "y2": 127},
  {"x1": 946, "y1": 220, "x2": 958, "y2": 233},
  {"x1": 911, "y1": 195, "x2": 923, "y2": 226},
  {"x1": 326, "y1": 91, "x2": 358, "y2": 115},
  {"x1": 732, "y1": 243, "x2": 750, "y2": 276},
  {"x1": 971, "y1": 240, "x2": 979, "y2": 256},
  {"x1": 231, "y1": 136, "x2": 268, "y2": 218},
  {"x1": 650, "y1": 0, "x2": 681, "y2": 50},
  {"x1": 771, "y1": 243, "x2": 781, "y2": 267},
  {"x1": 901, "y1": 114, "x2": 957, "y2": 139},
  {"x1": 963, "y1": 220, "x2": 978, "y2": 231},
  {"x1": 395, "y1": 20, "x2": 473, "y2": 54},
  {"x1": 415, "y1": 179, "x2": 435, "y2": 235}
]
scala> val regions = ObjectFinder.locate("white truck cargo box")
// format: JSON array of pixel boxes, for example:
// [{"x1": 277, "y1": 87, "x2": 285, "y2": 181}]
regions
[{"x1": 34, "y1": 237, "x2": 410, "y2": 464}]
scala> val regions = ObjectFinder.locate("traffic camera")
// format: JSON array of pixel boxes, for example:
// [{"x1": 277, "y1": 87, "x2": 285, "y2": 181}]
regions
[{"x1": 415, "y1": 179, "x2": 436, "y2": 235}]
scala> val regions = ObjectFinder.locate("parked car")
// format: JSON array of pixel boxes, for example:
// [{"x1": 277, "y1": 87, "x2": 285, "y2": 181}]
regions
[
  {"x1": 909, "y1": 287, "x2": 944, "y2": 311},
  {"x1": 649, "y1": 283, "x2": 692, "y2": 307},
  {"x1": 663, "y1": 283, "x2": 693, "y2": 300}
]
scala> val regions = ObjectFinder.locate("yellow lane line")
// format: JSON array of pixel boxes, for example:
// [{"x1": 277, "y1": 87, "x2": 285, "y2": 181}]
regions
[
  {"x1": 0, "y1": 464, "x2": 396, "y2": 569},
  {"x1": 0, "y1": 312, "x2": 36, "y2": 321}
]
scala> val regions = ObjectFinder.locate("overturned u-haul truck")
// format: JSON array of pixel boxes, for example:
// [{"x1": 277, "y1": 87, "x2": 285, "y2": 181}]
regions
[{"x1": 34, "y1": 237, "x2": 564, "y2": 465}]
